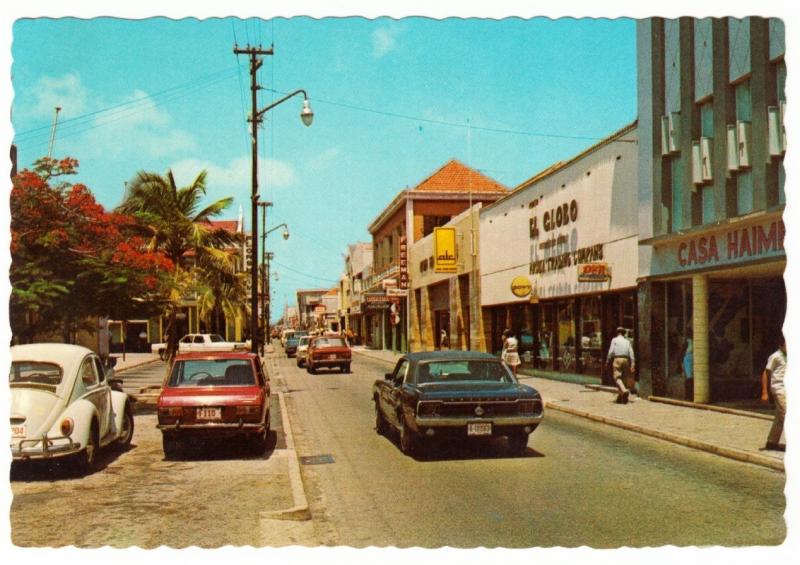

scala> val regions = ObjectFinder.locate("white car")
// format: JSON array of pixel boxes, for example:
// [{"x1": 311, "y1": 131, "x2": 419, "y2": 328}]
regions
[
  {"x1": 151, "y1": 333, "x2": 247, "y2": 360},
  {"x1": 10, "y1": 343, "x2": 134, "y2": 472},
  {"x1": 295, "y1": 336, "x2": 312, "y2": 368}
]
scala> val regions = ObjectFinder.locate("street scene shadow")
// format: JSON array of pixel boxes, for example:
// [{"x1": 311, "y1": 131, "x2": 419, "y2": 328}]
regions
[
  {"x1": 10, "y1": 442, "x2": 138, "y2": 482},
  {"x1": 163, "y1": 430, "x2": 280, "y2": 462},
  {"x1": 383, "y1": 434, "x2": 545, "y2": 462}
]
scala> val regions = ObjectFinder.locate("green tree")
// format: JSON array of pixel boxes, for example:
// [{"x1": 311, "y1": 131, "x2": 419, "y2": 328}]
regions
[{"x1": 116, "y1": 169, "x2": 242, "y2": 360}]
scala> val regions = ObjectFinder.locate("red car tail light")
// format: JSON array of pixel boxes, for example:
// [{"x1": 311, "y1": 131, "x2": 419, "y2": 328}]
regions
[
  {"x1": 236, "y1": 405, "x2": 260, "y2": 416},
  {"x1": 159, "y1": 407, "x2": 183, "y2": 417}
]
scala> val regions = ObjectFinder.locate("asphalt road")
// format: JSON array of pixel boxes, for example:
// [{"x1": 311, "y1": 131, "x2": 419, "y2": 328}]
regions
[{"x1": 274, "y1": 349, "x2": 786, "y2": 548}]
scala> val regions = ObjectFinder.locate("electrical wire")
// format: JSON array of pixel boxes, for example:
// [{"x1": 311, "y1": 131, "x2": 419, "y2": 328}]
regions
[{"x1": 270, "y1": 259, "x2": 340, "y2": 284}]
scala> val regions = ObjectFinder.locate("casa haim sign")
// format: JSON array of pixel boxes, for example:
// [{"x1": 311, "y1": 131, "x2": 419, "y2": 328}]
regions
[
  {"x1": 671, "y1": 218, "x2": 785, "y2": 270},
  {"x1": 434, "y1": 227, "x2": 457, "y2": 273}
]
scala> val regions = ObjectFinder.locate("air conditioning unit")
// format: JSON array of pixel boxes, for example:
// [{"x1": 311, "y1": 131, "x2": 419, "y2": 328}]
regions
[
  {"x1": 701, "y1": 137, "x2": 713, "y2": 182},
  {"x1": 768, "y1": 104, "x2": 787, "y2": 157},
  {"x1": 692, "y1": 141, "x2": 703, "y2": 186},
  {"x1": 727, "y1": 125, "x2": 740, "y2": 171},
  {"x1": 660, "y1": 113, "x2": 680, "y2": 155},
  {"x1": 736, "y1": 120, "x2": 751, "y2": 169}
]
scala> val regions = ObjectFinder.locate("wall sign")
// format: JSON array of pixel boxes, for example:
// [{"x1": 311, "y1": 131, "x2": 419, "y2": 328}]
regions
[
  {"x1": 510, "y1": 276, "x2": 533, "y2": 297},
  {"x1": 578, "y1": 262, "x2": 611, "y2": 282},
  {"x1": 530, "y1": 243, "x2": 604, "y2": 275},
  {"x1": 434, "y1": 227, "x2": 457, "y2": 273},
  {"x1": 676, "y1": 220, "x2": 785, "y2": 268}
]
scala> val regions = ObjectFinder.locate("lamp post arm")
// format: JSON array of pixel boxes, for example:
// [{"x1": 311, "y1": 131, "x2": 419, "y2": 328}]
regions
[
  {"x1": 255, "y1": 89, "x2": 308, "y2": 121},
  {"x1": 266, "y1": 223, "x2": 289, "y2": 236}
]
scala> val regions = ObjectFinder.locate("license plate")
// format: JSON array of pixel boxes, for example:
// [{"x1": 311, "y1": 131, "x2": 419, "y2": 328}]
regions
[
  {"x1": 327, "y1": 354, "x2": 337, "y2": 360},
  {"x1": 11, "y1": 424, "x2": 26, "y2": 438},
  {"x1": 467, "y1": 422, "x2": 492, "y2": 436},
  {"x1": 196, "y1": 407, "x2": 221, "y2": 420}
]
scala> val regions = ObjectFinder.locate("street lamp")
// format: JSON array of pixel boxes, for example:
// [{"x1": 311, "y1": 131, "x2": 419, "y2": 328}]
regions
[{"x1": 246, "y1": 89, "x2": 312, "y2": 354}]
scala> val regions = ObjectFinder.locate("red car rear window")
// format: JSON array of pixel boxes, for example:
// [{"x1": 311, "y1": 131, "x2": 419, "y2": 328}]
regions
[{"x1": 167, "y1": 359, "x2": 255, "y2": 387}]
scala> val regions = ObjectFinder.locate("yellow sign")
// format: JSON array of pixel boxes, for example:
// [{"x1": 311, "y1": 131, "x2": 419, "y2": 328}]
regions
[
  {"x1": 434, "y1": 227, "x2": 457, "y2": 273},
  {"x1": 511, "y1": 276, "x2": 533, "y2": 298}
]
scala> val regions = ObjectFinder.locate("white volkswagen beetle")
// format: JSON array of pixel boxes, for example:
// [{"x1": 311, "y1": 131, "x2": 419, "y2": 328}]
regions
[{"x1": 10, "y1": 343, "x2": 134, "y2": 472}]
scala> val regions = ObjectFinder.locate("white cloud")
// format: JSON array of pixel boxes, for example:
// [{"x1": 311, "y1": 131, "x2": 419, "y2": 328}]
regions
[
  {"x1": 372, "y1": 27, "x2": 401, "y2": 58},
  {"x1": 26, "y1": 73, "x2": 90, "y2": 119},
  {"x1": 171, "y1": 155, "x2": 298, "y2": 196},
  {"x1": 309, "y1": 147, "x2": 341, "y2": 170}
]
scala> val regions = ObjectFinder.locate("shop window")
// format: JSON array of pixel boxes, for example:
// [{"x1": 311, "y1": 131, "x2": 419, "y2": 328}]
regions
[
  {"x1": 666, "y1": 281, "x2": 693, "y2": 400},
  {"x1": 557, "y1": 301, "x2": 576, "y2": 372},
  {"x1": 579, "y1": 296, "x2": 603, "y2": 376},
  {"x1": 537, "y1": 303, "x2": 555, "y2": 370}
]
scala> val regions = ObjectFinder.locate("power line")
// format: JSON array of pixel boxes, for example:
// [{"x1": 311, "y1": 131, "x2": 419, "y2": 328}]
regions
[
  {"x1": 271, "y1": 259, "x2": 339, "y2": 284},
  {"x1": 261, "y1": 86, "x2": 635, "y2": 143}
]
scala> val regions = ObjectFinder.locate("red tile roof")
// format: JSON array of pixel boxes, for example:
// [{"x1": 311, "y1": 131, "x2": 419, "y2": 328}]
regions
[
  {"x1": 204, "y1": 220, "x2": 240, "y2": 233},
  {"x1": 412, "y1": 159, "x2": 508, "y2": 193}
]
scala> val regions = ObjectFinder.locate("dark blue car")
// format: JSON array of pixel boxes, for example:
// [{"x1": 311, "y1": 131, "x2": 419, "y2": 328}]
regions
[{"x1": 373, "y1": 351, "x2": 544, "y2": 456}]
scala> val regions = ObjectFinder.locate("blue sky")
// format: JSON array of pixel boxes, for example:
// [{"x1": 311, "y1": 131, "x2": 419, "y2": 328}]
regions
[{"x1": 12, "y1": 16, "x2": 639, "y2": 319}]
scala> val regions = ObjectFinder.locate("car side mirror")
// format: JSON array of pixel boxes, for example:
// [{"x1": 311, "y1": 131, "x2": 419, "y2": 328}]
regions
[
  {"x1": 108, "y1": 378, "x2": 124, "y2": 392},
  {"x1": 106, "y1": 356, "x2": 118, "y2": 368},
  {"x1": 384, "y1": 372, "x2": 394, "y2": 381}
]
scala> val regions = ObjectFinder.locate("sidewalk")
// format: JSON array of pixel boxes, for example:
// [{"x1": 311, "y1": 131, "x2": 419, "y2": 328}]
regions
[
  {"x1": 111, "y1": 352, "x2": 160, "y2": 373},
  {"x1": 351, "y1": 347, "x2": 785, "y2": 472}
]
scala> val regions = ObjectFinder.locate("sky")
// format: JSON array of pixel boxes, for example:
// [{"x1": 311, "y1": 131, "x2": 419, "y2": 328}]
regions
[{"x1": 10, "y1": 16, "x2": 638, "y2": 320}]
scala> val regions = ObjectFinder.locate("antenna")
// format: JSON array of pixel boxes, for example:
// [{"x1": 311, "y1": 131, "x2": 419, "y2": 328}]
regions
[{"x1": 47, "y1": 106, "x2": 62, "y2": 160}]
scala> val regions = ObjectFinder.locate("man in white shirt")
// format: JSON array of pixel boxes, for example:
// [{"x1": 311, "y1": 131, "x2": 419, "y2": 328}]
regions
[
  {"x1": 607, "y1": 326, "x2": 636, "y2": 404},
  {"x1": 763, "y1": 337, "x2": 787, "y2": 451}
]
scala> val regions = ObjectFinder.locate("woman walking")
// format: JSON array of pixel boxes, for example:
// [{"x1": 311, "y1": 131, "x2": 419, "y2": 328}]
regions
[{"x1": 502, "y1": 329, "x2": 521, "y2": 376}]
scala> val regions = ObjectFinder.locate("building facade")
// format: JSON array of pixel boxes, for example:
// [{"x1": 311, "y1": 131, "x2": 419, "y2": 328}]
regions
[
  {"x1": 341, "y1": 242, "x2": 374, "y2": 344},
  {"x1": 408, "y1": 205, "x2": 485, "y2": 352},
  {"x1": 296, "y1": 289, "x2": 329, "y2": 331},
  {"x1": 637, "y1": 17, "x2": 786, "y2": 403},
  {"x1": 365, "y1": 159, "x2": 508, "y2": 353},
  {"x1": 480, "y1": 122, "x2": 640, "y2": 384}
]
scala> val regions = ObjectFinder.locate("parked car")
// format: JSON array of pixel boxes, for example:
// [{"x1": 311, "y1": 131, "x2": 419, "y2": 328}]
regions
[
  {"x1": 156, "y1": 351, "x2": 270, "y2": 458},
  {"x1": 10, "y1": 343, "x2": 134, "y2": 472},
  {"x1": 373, "y1": 351, "x2": 544, "y2": 456},
  {"x1": 306, "y1": 336, "x2": 352, "y2": 374},
  {"x1": 295, "y1": 336, "x2": 312, "y2": 368},
  {"x1": 151, "y1": 333, "x2": 247, "y2": 360},
  {"x1": 285, "y1": 331, "x2": 309, "y2": 358}
]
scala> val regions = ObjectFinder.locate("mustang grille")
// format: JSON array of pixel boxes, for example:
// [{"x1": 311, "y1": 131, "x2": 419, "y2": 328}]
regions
[{"x1": 419, "y1": 399, "x2": 542, "y2": 417}]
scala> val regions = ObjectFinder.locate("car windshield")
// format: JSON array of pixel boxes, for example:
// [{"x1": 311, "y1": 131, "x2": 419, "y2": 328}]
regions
[
  {"x1": 298, "y1": 337, "x2": 311, "y2": 346},
  {"x1": 167, "y1": 359, "x2": 255, "y2": 387},
  {"x1": 314, "y1": 338, "x2": 346, "y2": 348},
  {"x1": 416, "y1": 360, "x2": 515, "y2": 384},
  {"x1": 209, "y1": 334, "x2": 225, "y2": 342},
  {"x1": 9, "y1": 361, "x2": 64, "y2": 390}
]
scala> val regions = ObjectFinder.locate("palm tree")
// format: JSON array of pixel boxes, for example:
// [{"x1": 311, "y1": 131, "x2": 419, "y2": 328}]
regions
[{"x1": 117, "y1": 169, "x2": 241, "y2": 360}]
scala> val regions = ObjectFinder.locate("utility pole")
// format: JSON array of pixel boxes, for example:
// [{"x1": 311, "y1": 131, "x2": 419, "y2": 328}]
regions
[
  {"x1": 47, "y1": 106, "x2": 62, "y2": 160},
  {"x1": 258, "y1": 200, "x2": 273, "y2": 354},
  {"x1": 234, "y1": 44, "x2": 273, "y2": 354}
]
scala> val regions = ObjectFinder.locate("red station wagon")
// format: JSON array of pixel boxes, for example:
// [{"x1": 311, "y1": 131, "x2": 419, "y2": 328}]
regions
[
  {"x1": 156, "y1": 351, "x2": 270, "y2": 458},
  {"x1": 306, "y1": 336, "x2": 352, "y2": 374}
]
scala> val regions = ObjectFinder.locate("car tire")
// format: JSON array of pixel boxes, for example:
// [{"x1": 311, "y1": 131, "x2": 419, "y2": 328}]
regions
[
  {"x1": 307, "y1": 364, "x2": 316, "y2": 374},
  {"x1": 76, "y1": 423, "x2": 99, "y2": 474},
  {"x1": 375, "y1": 400, "x2": 388, "y2": 436},
  {"x1": 296, "y1": 359, "x2": 301, "y2": 368},
  {"x1": 249, "y1": 418, "x2": 269, "y2": 456},
  {"x1": 507, "y1": 433, "x2": 529, "y2": 457},
  {"x1": 343, "y1": 363, "x2": 351, "y2": 374},
  {"x1": 115, "y1": 403, "x2": 135, "y2": 449},
  {"x1": 162, "y1": 434, "x2": 182, "y2": 460},
  {"x1": 398, "y1": 415, "x2": 418, "y2": 456}
]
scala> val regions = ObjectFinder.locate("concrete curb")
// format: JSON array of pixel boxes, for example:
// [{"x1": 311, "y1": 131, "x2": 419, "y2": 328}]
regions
[
  {"x1": 647, "y1": 395, "x2": 773, "y2": 421},
  {"x1": 260, "y1": 389, "x2": 311, "y2": 521},
  {"x1": 545, "y1": 401, "x2": 785, "y2": 473}
]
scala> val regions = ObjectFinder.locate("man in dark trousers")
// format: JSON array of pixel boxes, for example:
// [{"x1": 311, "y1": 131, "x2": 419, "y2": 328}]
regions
[{"x1": 607, "y1": 326, "x2": 635, "y2": 404}]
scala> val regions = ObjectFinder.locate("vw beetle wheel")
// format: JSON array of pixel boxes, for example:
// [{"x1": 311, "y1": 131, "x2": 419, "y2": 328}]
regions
[
  {"x1": 116, "y1": 404, "x2": 135, "y2": 448},
  {"x1": 77, "y1": 425, "x2": 99, "y2": 474}
]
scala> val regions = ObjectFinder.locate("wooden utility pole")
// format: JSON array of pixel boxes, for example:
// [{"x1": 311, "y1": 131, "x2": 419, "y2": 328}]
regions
[{"x1": 234, "y1": 44, "x2": 273, "y2": 354}]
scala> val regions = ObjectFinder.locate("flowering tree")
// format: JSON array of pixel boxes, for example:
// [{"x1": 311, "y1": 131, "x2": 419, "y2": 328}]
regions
[{"x1": 10, "y1": 157, "x2": 172, "y2": 343}]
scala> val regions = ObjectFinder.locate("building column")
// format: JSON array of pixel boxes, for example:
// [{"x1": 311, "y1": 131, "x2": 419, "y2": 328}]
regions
[
  {"x1": 469, "y1": 270, "x2": 485, "y2": 352},
  {"x1": 692, "y1": 274, "x2": 710, "y2": 403},
  {"x1": 449, "y1": 276, "x2": 463, "y2": 350},
  {"x1": 409, "y1": 289, "x2": 420, "y2": 352},
  {"x1": 420, "y1": 286, "x2": 435, "y2": 351}
]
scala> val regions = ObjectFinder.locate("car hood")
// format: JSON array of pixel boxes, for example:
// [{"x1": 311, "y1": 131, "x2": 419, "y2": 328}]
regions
[
  {"x1": 415, "y1": 382, "x2": 538, "y2": 400},
  {"x1": 10, "y1": 387, "x2": 65, "y2": 439}
]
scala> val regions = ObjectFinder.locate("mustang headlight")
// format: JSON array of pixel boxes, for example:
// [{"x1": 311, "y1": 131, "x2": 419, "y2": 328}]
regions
[{"x1": 60, "y1": 417, "x2": 74, "y2": 437}]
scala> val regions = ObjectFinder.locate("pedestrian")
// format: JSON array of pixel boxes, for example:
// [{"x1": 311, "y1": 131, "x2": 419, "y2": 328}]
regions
[
  {"x1": 606, "y1": 326, "x2": 636, "y2": 404},
  {"x1": 683, "y1": 328, "x2": 694, "y2": 400},
  {"x1": 763, "y1": 337, "x2": 787, "y2": 451},
  {"x1": 502, "y1": 329, "x2": 521, "y2": 376},
  {"x1": 439, "y1": 329, "x2": 449, "y2": 350}
]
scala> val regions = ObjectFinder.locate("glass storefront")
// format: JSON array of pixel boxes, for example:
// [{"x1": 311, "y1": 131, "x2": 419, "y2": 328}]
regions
[{"x1": 488, "y1": 290, "x2": 637, "y2": 382}]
